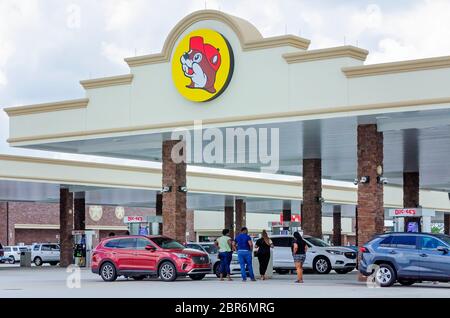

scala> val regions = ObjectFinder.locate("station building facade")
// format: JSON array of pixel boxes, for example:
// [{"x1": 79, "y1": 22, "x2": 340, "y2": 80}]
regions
[{"x1": 4, "y1": 10, "x2": 450, "y2": 265}]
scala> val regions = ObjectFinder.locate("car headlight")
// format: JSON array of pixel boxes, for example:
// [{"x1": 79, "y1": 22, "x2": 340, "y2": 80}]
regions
[
  {"x1": 174, "y1": 253, "x2": 189, "y2": 259},
  {"x1": 326, "y1": 250, "x2": 343, "y2": 255}
]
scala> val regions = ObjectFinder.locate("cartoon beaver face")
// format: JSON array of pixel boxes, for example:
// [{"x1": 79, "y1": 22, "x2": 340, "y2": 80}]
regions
[{"x1": 180, "y1": 36, "x2": 221, "y2": 94}]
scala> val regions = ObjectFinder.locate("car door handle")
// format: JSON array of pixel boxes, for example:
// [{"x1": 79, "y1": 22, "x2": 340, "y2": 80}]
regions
[
  {"x1": 389, "y1": 250, "x2": 397, "y2": 254},
  {"x1": 420, "y1": 254, "x2": 428, "y2": 258}
]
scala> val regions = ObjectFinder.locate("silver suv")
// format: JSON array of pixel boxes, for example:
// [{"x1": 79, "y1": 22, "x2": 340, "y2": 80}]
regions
[
  {"x1": 359, "y1": 233, "x2": 450, "y2": 287},
  {"x1": 271, "y1": 235, "x2": 357, "y2": 274}
]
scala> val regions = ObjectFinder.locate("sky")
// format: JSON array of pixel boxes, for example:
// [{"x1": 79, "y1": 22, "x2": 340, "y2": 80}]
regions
[{"x1": 1, "y1": 0, "x2": 450, "y2": 166}]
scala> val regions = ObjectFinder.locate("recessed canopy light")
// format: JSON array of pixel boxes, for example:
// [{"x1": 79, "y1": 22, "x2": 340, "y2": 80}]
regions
[{"x1": 376, "y1": 116, "x2": 391, "y2": 120}]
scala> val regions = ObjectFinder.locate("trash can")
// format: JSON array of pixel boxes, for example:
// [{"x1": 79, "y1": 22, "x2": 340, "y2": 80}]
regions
[
  {"x1": 252, "y1": 250, "x2": 274, "y2": 278},
  {"x1": 20, "y1": 251, "x2": 32, "y2": 267}
]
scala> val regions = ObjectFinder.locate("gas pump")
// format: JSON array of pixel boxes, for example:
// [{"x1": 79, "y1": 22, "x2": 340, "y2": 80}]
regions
[
  {"x1": 72, "y1": 230, "x2": 95, "y2": 267},
  {"x1": 389, "y1": 208, "x2": 435, "y2": 233},
  {"x1": 124, "y1": 216, "x2": 163, "y2": 235}
]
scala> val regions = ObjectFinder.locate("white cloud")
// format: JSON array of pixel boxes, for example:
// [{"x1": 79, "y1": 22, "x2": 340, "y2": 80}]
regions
[
  {"x1": 2, "y1": 0, "x2": 450, "y2": 162},
  {"x1": 101, "y1": 41, "x2": 134, "y2": 66}
]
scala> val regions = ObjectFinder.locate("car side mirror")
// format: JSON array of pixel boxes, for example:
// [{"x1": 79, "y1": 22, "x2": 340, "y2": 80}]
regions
[
  {"x1": 145, "y1": 245, "x2": 156, "y2": 251},
  {"x1": 437, "y1": 246, "x2": 449, "y2": 254}
]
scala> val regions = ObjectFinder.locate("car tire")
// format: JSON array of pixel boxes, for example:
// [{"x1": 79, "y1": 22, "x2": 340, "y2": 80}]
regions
[
  {"x1": 335, "y1": 268, "x2": 353, "y2": 274},
  {"x1": 314, "y1": 256, "x2": 332, "y2": 274},
  {"x1": 275, "y1": 269, "x2": 290, "y2": 275},
  {"x1": 50, "y1": 262, "x2": 58, "y2": 266},
  {"x1": 131, "y1": 275, "x2": 146, "y2": 281},
  {"x1": 34, "y1": 257, "x2": 43, "y2": 266},
  {"x1": 374, "y1": 264, "x2": 397, "y2": 287},
  {"x1": 100, "y1": 262, "x2": 118, "y2": 282},
  {"x1": 398, "y1": 279, "x2": 415, "y2": 286},
  {"x1": 159, "y1": 261, "x2": 177, "y2": 282},
  {"x1": 8, "y1": 256, "x2": 15, "y2": 264},
  {"x1": 189, "y1": 274, "x2": 206, "y2": 281},
  {"x1": 214, "y1": 263, "x2": 221, "y2": 278}
]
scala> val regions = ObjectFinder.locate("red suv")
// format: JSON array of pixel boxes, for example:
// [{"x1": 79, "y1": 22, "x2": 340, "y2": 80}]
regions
[{"x1": 92, "y1": 235, "x2": 211, "y2": 282}]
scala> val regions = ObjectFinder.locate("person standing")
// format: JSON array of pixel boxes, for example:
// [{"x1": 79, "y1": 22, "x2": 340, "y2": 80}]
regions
[
  {"x1": 292, "y1": 231, "x2": 308, "y2": 283},
  {"x1": 215, "y1": 229, "x2": 233, "y2": 281},
  {"x1": 233, "y1": 227, "x2": 256, "y2": 282},
  {"x1": 255, "y1": 230, "x2": 273, "y2": 280}
]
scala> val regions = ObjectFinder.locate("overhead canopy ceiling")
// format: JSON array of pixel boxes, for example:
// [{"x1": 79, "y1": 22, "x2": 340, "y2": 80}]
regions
[{"x1": 22, "y1": 107, "x2": 450, "y2": 192}]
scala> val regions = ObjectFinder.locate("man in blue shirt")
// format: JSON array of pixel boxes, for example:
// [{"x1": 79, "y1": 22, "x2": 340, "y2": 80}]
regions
[{"x1": 233, "y1": 227, "x2": 256, "y2": 281}]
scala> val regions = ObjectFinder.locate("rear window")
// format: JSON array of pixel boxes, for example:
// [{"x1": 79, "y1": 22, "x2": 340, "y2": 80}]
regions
[
  {"x1": 186, "y1": 244, "x2": 203, "y2": 251},
  {"x1": 116, "y1": 238, "x2": 136, "y2": 249},
  {"x1": 391, "y1": 236, "x2": 417, "y2": 249},
  {"x1": 104, "y1": 239, "x2": 120, "y2": 248},
  {"x1": 379, "y1": 236, "x2": 393, "y2": 247},
  {"x1": 271, "y1": 237, "x2": 292, "y2": 247},
  {"x1": 201, "y1": 244, "x2": 218, "y2": 254}
]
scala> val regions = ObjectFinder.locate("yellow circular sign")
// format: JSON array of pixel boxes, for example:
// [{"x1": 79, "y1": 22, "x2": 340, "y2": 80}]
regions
[{"x1": 172, "y1": 29, "x2": 234, "y2": 102}]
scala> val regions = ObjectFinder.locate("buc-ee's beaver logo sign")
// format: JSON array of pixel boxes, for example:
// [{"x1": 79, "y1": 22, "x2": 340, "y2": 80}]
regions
[{"x1": 172, "y1": 29, "x2": 234, "y2": 102}]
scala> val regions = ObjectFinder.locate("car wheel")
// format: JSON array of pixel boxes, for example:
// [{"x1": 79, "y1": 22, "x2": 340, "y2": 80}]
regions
[
  {"x1": 314, "y1": 256, "x2": 331, "y2": 274},
  {"x1": 50, "y1": 262, "x2": 58, "y2": 266},
  {"x1": 34, "y1": 257, "x2": 43, "y2": 266},
  {"x1": 275, "y1": 269, "x2": 289, "y2": 275},
  {"x1": 398, "y1": 279, "x2": 415, "y2": 286},
  {"x1": 132, "y1": 275, "x2": 146, "y2": 281},
  {"x1": 374, "y1": 264, "x2": 397, "y2": 287},
  {"x1": 335, "y1": 268, "x2": 353, "y2": 274},
  {"x1": 159, "y1": 261, "x2": 177, "y2": 282},
  {"x1": 214, "y1": 263, "x2": 221, "y2": 278},
  {"x1": 100, "y1": 262, "x2": 118, "y2": 282},
  {"x1": 8, "y1": 256, "x2": 15, "y2": 264},
  {"x1": 189, "y1": 274, "x2": 206, "y2": 281}
]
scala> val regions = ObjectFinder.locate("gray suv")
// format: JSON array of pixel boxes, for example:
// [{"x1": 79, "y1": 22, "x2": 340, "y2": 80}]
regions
[{"x1": 359, "y1": 233, "x2": 450, "y2": 287}]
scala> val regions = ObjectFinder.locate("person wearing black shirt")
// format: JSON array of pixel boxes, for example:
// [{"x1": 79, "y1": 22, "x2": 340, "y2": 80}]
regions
[
  {"x1": 255, "y1": 230, "x2": 274, "y2": 280},
  {"x1": 292, "y1": 231, "x2": 308, "y2": 283}
]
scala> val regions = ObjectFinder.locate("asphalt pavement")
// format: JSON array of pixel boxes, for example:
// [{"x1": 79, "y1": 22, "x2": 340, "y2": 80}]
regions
[{"x1": 0, "y1": 264, "x2": 449, "y2": 298}]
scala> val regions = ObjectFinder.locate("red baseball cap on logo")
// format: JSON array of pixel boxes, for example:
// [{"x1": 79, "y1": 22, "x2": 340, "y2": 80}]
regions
[{"x1": 189, "y1": 36, "x2": 221, "y2": 72}]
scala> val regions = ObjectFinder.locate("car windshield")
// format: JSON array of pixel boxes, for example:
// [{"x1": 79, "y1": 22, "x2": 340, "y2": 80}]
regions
[
  {"x1": 201, "y1": 244, "x2": 218, "y2": 254},
  {"x1": 151, "y1": 237, "x2": 185, "y2": 250},
  {"x1": 435, "y1": 234, "x2": 450, "y2": 246},
  {"x1": 305, "y1": 237, "x2": 330, "y2": 247}
]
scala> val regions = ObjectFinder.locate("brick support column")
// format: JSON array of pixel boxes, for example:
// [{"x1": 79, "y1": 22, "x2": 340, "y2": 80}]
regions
[
  {"x1": 302, "y1": 159, "x2": 322, "y2": 237},
  {"x1": 74, "y1": 192, "x2": 86, "y2": 231},
  {"x1": 224, "y1": 205, "x2": 234, "y2": 238},
  {"x1": 403, "y1": 172, "x2": 419, "y2": 208},
  {"x1": 403, "y1": 172, "x2": 420, "y2": 232},
  {"x1": 444, "y1": 214, "x2": 450, "y2": 235},
  {"x1": 332, "y1": 205, "x2": 342, "y2": 246},
  {"x1": 235, "y1": 199, "x2": 246, "y2": 233},
  {"x1": 0, "y1": 202, "x2": 8, "y2": 245},
  {"x1": 162, "y1": 140, "x2": 187, "y2": 243},
  {"x1": 357, "y1": 124, "x2": 384, "y2": 248},
  {"x1": 156, "y1": 193, "x2": 163, "y2": 235},
  {"x1": 59, "y1": 188, "x2": 74, "y2": 267},
  {"x1": 186, "y1": 210, "x2": 195, "y2": 242},
  {"x1": 282, "y1": 200, "x2": 292, "y2": 230}
]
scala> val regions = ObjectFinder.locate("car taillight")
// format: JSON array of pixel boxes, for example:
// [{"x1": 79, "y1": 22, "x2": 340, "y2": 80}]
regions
[{"x1": 359, "y1": 247, "x2": 369, "y2": 253}]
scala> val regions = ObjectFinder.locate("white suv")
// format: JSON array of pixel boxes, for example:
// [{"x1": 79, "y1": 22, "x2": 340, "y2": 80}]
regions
[
  {"x1": 31, "y1": 243, "x2": 60, "y2": 266},
  {"x1": 271, "y1": 235, "x2": 357, "y2": 274},
  {"x1": 3, "y1": 246, "x2": 28, "y2": 264}
]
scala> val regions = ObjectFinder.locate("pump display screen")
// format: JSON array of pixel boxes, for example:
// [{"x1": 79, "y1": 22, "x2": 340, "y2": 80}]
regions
[{"x1": 407, "y1": 222, "x2": 419, "y2": 233}]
